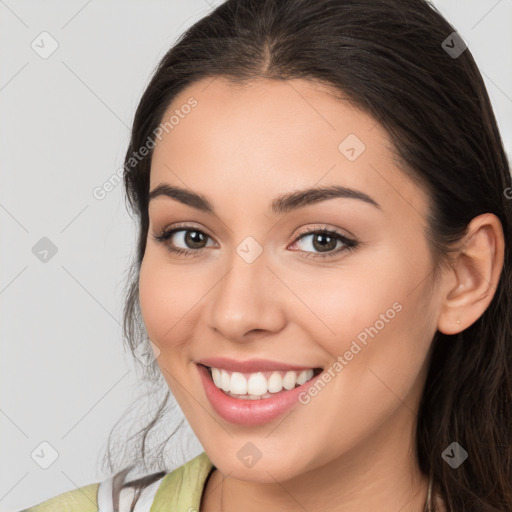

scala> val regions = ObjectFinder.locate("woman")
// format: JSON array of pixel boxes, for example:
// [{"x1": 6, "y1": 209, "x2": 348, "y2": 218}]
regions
[{"x1": 21, "y1": 0, "x2": 512, "y2": 510}]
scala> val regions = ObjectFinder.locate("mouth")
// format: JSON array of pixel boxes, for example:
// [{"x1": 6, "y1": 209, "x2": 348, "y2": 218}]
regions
[{"x1": 199, "y1": 364, "x2": 323, "y2": 400}]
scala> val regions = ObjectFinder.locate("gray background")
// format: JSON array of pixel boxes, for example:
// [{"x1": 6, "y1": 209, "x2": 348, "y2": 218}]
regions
[{"x1": 1, "y1": 1, "x2": 511, "y2": 511}]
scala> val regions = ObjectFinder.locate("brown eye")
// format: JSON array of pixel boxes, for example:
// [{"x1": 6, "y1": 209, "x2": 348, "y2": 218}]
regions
[
  {"x1": 291, "y1": 227, "x2": 358, "y2": 259},
  {"x1": 152, "y1": 226, "x2": 215, "y2": 256},
  {"x1": 181, "y1": 229, "x2": 208, "y2": 249},
  {"x1": 299, "y1": 232, "x2": 339, "y2": 253}
]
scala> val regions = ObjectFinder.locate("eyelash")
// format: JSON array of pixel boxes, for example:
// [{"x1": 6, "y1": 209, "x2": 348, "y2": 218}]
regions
[{"x1": 152, "y1": 223, "x2": 359, "y2": 260}]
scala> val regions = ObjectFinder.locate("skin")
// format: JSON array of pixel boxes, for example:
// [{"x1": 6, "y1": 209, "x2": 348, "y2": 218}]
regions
[{"x1": 138, "y1": 77, "x2": 504, "y2": 512}]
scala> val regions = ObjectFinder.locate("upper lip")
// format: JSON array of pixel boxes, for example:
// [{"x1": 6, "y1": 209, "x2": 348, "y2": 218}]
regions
[{"x1": 197, "y1": 357, "x2": 322, "y2": 373}]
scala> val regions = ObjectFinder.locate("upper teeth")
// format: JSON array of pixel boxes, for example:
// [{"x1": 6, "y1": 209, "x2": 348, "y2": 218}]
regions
[{"x1": 210, "y1": 367, "x2": 316, "y2": 396}]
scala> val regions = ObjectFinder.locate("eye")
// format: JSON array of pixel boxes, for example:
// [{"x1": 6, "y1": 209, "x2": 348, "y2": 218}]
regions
[
  {"x1": 152, "y1": 223, "x2": 358, "y2": 259},
  {"x1": 152, "y1": 224, "x2": 215, "y2": 258},
  {"x1": 289, "y1": 225, "x2": 358, "y2": 259}
]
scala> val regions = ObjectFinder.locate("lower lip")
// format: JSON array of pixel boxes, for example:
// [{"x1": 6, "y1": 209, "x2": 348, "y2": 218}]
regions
[{"x1": 197, "y1": 363, "x2": 323, "y2": 426}]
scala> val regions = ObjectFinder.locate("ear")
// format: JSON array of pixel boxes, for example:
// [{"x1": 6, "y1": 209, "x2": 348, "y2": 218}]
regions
[{"x1": 437, "y1": 213, "x2": 505, "y2": 335}]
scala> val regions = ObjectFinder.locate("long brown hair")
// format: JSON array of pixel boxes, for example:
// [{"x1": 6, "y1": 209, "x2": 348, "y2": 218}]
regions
[{"x1": 102, "y1": 0, "x2": 512, "y2": 510}]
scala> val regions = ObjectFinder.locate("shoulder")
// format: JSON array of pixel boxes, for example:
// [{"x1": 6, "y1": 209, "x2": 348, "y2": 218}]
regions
[
  {"x1": 113, "y1": 452, "x2": 214, "y2": 511},
  {"x1": 151, "y1": 451, "x2": 214, "y2": 511},
  {"x1": 18, "y1": 482, "x2": 99, "y2": 512},
  {"x1": 18, "y1": 452, "x2": 214, "y2": 512}
]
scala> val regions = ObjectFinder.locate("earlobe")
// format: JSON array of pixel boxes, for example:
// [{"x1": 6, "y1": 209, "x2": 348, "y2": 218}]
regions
[{"x1": 437, "y1": 213, "x2": 505, "y2": 335}]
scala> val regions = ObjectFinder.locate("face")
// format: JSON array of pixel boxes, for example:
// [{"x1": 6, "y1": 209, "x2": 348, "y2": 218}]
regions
[{"x1": 139, "y1": 77, "x2": 443, "y2": 483}]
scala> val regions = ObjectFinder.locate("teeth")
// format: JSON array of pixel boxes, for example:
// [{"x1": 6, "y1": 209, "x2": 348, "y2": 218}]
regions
[
  {"x1": 220, "y1": 369, "x2": 230, "y2": 392},
  {"x1": 282, "y1": 371, "x2": 297, "y2": 390},
  {"x1": 209, "y1": 367, "x2": 317, "y2": 398},
  {"x1": 267, "y1": 371, "x2": 283, "y2": 393},
  {"x1": 231, "y1": 372, "x2": 247, "y2": 395},
  {"x1": 211, "y1": 367, "x2": 222, "y2": 388},
  {"x1": 296, "y1": 369, "x2": 311, "y2": 386},
  {"x1": 248, "y1": 372, "x2": 267, "y2": 395}
]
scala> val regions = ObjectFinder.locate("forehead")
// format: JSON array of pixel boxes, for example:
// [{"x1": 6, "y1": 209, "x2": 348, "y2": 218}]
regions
[{"x1": 149, "y1": 77, "x2": 428, "y2": 219}]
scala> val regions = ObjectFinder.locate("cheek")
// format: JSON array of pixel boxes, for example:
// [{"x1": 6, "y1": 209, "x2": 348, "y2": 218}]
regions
[
  {"x1": 138, "y1": 256, "x2": 167, "y2": 343},
  {"x1": 138, "y1": 255, "x2": 195, "y2": 393},
  {"x1": 138, "y1": 253, "x2": 189, "y2": 345},
  {"x1": 290, "y1": 251, "x2": 408, "y2": 342},
  {"x1": 294, "y1": 243, "x2": 434, "y2": 377},
  {"x1": 138, "y1": 250, "x2": 217, "y2": 351}
]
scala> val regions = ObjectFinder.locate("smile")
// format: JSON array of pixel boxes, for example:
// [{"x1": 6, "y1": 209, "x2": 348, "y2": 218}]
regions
[
  {"x1": 206, "y1": 366, "x2": 323, "y2": 399},
  {"x1": 196, "y1": 361, "x2": 325, "y2": 426}
]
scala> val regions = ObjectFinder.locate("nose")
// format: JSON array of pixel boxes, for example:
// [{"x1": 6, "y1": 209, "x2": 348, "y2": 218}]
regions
[{"x1": 205, "y1": 249, "x2": 287, "y2": 343}]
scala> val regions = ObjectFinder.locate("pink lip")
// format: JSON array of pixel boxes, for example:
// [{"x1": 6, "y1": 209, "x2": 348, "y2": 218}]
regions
[
  {"x1": 197, "y1": 363, "x2": 323, "y2": 426},
  {"x1": 196, "y1": 357, "x2": 321, "y2": 373}
]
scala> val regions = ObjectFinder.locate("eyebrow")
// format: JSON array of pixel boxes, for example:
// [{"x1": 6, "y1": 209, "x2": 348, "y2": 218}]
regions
[{"x1": 148, "y1": 183, "x2": 381, "y2": 215}]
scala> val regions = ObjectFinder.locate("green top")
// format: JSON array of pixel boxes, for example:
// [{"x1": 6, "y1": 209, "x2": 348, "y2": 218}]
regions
[{"x1": 20, "y1": 451, "x2": 215, "y2": 512}]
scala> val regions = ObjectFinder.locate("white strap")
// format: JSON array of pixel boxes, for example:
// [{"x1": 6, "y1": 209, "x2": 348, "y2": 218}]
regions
[
  {"x1": 97, "y1": 471, "x2": 166, "y2": 512},
  {"x1": 97, "y1": 475, "x2": 114, "y2": 512},
  {"x1": 120, "y1": 477, "x2": 164, "y2": 511}
]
